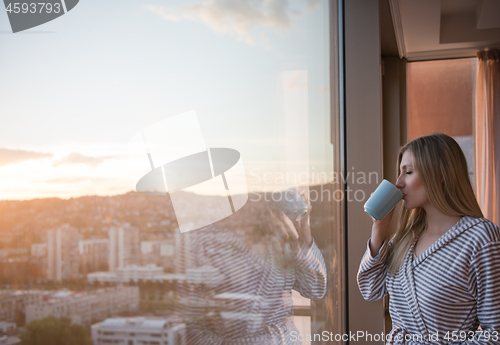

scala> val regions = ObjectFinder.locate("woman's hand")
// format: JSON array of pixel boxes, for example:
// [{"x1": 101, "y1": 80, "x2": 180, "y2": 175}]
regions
[
  {"x1": 292, "y1": 194, "x2": 313, "y2": 247},
  {"x1": 268, "y1": 194, "x2": 313, "y2": 250},
  {"x1": 269, "y1": 210, "x2": 297, "y2": 240},
  {"x1": 369, "y1": 206, "x2": 396, "y2": 257}
]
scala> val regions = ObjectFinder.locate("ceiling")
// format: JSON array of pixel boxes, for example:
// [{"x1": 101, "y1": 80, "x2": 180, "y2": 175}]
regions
[{"x1": 381, "y1": 0, "x2": 500, "y2": 60}]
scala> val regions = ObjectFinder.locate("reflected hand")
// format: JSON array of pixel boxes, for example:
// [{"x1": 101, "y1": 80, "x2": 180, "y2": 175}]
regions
[
  {"x1": 268, "y1": 192, "x2": 313, "y2": 251},
  {"x1": 292, "y1": 193, "x2": 312, "y2": 247}
]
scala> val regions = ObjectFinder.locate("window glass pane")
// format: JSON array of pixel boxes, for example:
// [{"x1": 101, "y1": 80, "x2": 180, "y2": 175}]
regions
[{"x1": 0, "y1": 1, "x2": 343, "y2": 344}]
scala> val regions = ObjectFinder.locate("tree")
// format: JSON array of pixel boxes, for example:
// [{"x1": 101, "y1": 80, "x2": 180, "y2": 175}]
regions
[{"x1": 20, "y1": 316, "x2": 92, "y2": 345}]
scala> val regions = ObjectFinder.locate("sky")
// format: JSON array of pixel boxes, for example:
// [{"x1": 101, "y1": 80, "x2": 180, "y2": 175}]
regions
[{"x1": 0, "y1": 0, "x2": 334, "y2": 200}]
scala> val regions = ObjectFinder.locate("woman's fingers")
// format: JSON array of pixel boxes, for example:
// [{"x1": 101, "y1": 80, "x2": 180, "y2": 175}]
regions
[
  {"x1": 372, "y1": 206, "x2": 396, "y2": 231},
  {"x1": 281, "y1": 213, "x2": 299, "y2": 240},
  {"x1": 269, "y1": 210, "x2": 290, "y2": 239}
]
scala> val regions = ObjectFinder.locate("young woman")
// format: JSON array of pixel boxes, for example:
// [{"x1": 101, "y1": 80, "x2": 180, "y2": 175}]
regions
[{"x1": 358, "y1": 133, "x2": 500, "y2": 344}]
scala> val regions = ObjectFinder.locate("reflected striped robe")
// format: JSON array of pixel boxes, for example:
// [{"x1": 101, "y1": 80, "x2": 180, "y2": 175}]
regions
[
  {"x1": 176, "y1": 225, "x2": 327, "y2": 345},
  {"x1": 358, "y1": 216, "x2": 500, "y2": 344}
]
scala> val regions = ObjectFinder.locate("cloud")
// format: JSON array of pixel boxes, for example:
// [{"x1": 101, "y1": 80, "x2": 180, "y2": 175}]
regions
[
  {"x1": 53, "y1": 152, "x2": 106, "y2": 167},
  {"x1": 147, "y1": 0, "x2": 320, "y2": 45},
  {"x1": 0, "y1": 148, "x2": 52, "y2": 167},
  {"x1": 40, "y1": 177, "x2": 96, "y2": 184},
  {"x1": 146, "y1": 5, "x2": 181, "y2": 21}
]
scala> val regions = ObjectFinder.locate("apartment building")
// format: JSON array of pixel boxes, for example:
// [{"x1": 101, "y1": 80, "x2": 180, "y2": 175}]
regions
[
  {"x1": 87, "y1": 264, "x2": 165, "y2": 284},
  {"x1": 116, "y1": 265, "x2": 163, "y2": 283},
  {"x1": 91, "y1": 317, "x2": 186, "y2": 345},
  {"x1": 79, "y1": 239, "x2": 109, "y2": 274},
  {"x1": 25, "y1": 286, "x2": 139, "y2": 326},
  {"x1": 0, "y1": 336, "x2": 20, "y2": 345},
  {"x1": 108, "y1": 224, "x2": 140, "y2": 272},
  {"x1": 87, "y1": 272, "x2": 119, "y2": 285},
  {"x1": 140, "y1": 240, "x2": 175, "y2": 269},
  {"x1": 47, "y1": 224, "x2": 80, "y2": 282},
  {"x1": 0, "y1": 322, "x2": 15, "y2": 333},
  {"x1": 30, "y1": 244, "x2": 47, "y2": 258},
  {"x1": 0, "y1": 291, "x2": 44, "y2": 323}
]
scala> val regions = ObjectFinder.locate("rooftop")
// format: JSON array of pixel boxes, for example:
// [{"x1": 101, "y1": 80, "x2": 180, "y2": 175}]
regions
[{"x1": 98, "y1": 317, "x2": 173, "y2": 330}]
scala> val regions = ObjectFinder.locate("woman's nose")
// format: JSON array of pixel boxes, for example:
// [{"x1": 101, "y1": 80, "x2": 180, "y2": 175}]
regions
[{"x1": 395, "y1": 175, "x2": 404, "y2": 189}]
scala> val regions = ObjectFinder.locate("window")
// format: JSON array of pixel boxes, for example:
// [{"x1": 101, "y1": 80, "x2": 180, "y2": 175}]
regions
[
  {"x1": 0, "y1": 0, "x2": 343, "y2": 344},
  {"x1": 407, "y1": 58, "x2": 477, "y2": 184}
]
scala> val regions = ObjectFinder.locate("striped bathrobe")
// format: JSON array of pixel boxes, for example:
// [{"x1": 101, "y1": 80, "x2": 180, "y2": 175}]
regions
[
  {"x1": 176, "y1": 225, "x2": 327, "y2": 345},
  {"x1": 358, "y1": 216, "x2": 500, "y2": 344}
]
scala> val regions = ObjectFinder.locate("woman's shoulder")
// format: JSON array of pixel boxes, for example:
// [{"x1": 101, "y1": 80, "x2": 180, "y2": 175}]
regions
[{"x1": 460, "y1": 216, "x2": 500, "y2": 247}]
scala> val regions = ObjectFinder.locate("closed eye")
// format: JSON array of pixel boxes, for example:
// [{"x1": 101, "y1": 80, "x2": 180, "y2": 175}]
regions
[{"x1": 405, "y1": 171, "x2": 412, "y2": 175}]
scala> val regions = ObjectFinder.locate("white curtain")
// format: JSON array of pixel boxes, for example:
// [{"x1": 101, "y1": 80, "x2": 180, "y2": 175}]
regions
[{"x1": 475, "y1": 48, "x2": 500, "y2": 225}]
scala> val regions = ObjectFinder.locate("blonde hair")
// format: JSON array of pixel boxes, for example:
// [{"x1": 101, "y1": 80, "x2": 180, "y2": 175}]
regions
[{"x1": 387, "y1": 133, "x2": 483, "y2": 274}]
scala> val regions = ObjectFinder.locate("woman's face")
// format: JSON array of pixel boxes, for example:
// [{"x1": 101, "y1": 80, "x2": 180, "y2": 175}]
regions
[{"x1": 396, "y1": 150, "x2": 430, "y2": 210}]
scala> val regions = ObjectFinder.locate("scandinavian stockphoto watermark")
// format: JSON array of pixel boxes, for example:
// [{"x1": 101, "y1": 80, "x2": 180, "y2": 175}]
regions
[
  {"x1": 248, "y1": 167, "x2": 380, "y2": 203},
  {"x1": 3, "y1": 0, "x2": 79, "y2": 33}
]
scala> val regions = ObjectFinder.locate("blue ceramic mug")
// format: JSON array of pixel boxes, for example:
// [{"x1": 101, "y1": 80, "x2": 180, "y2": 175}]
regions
[
  {"x1": 277, "y1": 188, "x2": 308, "y2": 221},
  {"x1": 364, "y1": 179, "x2": 403, "y2": 220}
]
